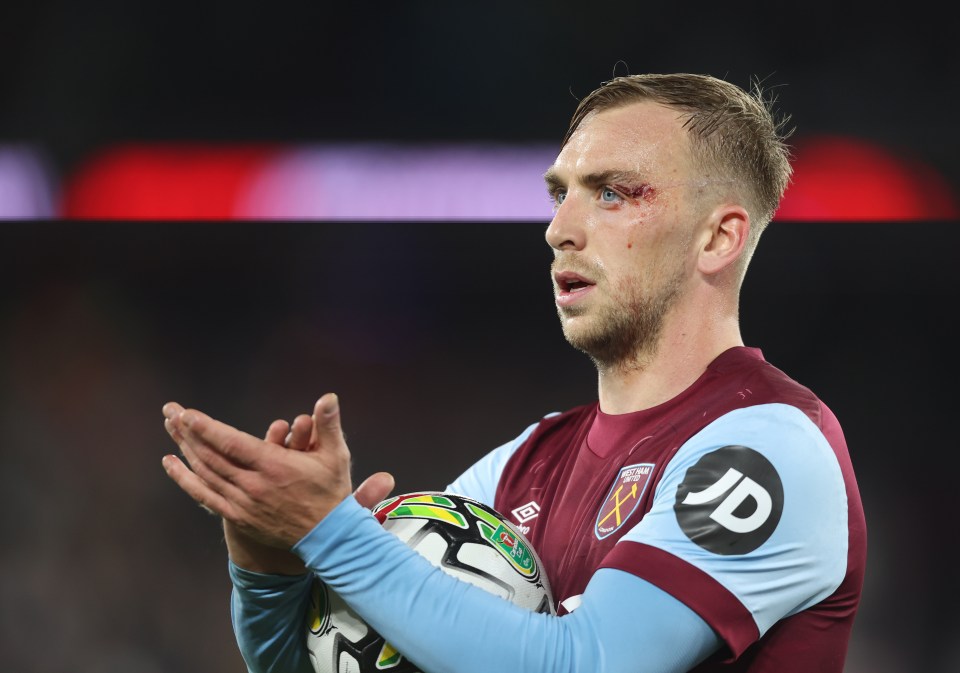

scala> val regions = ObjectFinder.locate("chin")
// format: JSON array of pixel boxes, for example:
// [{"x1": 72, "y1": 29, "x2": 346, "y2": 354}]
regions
[
  {"x1": 561, "y1": 322, "x2": 605, "y2": 356},
  {"x1": 559, "y1": 313, "x2": 593, "y2": 343}
]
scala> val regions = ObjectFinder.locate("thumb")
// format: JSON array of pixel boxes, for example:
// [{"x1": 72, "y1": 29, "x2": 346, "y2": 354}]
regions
[
  {"x1": 312, "y1": 393, "x2": 346, "y2": 448},
  {"x1": 354, "y1": 472, "x2": 396, "y2": 509}
]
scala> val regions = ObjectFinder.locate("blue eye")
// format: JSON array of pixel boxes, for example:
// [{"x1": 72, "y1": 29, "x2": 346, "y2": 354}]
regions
[
  {"x1": 601, "y1": 188, "x2": 620, "y2": 203},
  {"x1": 555, "y1": 191, "x2": 567, "y2": 205}
]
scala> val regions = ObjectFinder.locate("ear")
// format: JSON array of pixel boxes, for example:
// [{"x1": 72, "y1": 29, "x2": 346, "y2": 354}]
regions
[{"x1": 697, "y1": 204, "x2": 750, "y2": 276}]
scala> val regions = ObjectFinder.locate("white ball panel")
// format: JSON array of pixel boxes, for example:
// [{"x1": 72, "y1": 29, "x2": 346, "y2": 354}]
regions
[
  {"x1": 329, "y1": 594, "x2": 369, "y2": 642},
  {"x1": 381, "y1": 518, "x2": 432, "y2": 545},
  {"x1": 405, "y1": 531, "x2": 450, "y2": 568},
  {"x1": 338, "y1": 652, "x2": 361, "y2": 673}
]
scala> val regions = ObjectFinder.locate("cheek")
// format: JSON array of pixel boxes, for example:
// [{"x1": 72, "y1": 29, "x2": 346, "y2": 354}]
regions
[{"x1": 619, "y1": 212, "x2": 663, "y2": 255}]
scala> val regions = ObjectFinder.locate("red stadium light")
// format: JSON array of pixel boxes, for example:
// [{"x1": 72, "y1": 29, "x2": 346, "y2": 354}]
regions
[
  {"x1": 776, "y1": 135, "x2": 958, "y2": 221},
  {"x1": 61, "y1": 144, "x2": 281, "y2": 219}
]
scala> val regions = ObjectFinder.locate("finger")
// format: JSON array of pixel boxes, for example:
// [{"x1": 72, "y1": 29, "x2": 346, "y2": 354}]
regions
[
  {"x1": 163, "y1": 403, "x2": 187, "y2": 446},
  {"x1": 311, "y1": 393, "x2": 348, "y2": 454},
  {"x1": 287, "y1": 414, "x2": 313, "y2": 451},
  {"x1": 163, "y1": 401, "x2": 185, "y2": 420},
  {"x1": 164, "y1": 415, "x2": 185, "y2": 445},
  {"x1": 354, "y1": 471, "x2": 396, "y2": 509},
  {"x1": 265, "y1": 419, "x2": 290, "y2": 445},
  {"x1": 179, "y1": 409, "x2": 263, "y2": 467},
  {"x1": 165, "y1": 416, "x2": 251, "y2": 503},
  {"x1": 162, "y1": 454, "x2": 237, "y2": 519}
]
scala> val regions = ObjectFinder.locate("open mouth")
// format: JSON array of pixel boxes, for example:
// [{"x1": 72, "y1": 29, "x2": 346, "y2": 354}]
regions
[{"x1": 555, "y1": 271, "x2": 596, "y2": 293}]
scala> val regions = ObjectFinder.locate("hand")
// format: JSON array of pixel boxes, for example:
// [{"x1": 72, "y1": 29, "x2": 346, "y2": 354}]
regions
[
  {"x1": 262, "y1": 412, "x2": 396, "y2": 513},
  {"x1": 264, "y1": 412, "x2": 396, "y2": 510},
  {"x1": 223, "y1": 413, "x2": 315, "y2": 575},
  {"x1": 227, "y1": 413, "x2": 395, "y2": 573},
  {"x1": 162, "y1": 393, "x2": 393, "y2": 551}
]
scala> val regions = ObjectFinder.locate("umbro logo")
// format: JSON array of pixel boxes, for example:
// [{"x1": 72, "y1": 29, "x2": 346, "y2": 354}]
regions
[{"x1": 511, "y1": 502, "x2": 540, "y2": 534}]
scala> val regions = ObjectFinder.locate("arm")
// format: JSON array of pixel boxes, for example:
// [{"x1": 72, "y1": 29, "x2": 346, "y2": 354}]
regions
[
  {"x1": 226, "y1": 472, "x2": 397, "y2": 673},
  {"x1": 224, "y1": 496, "x2": 719, "y2": 673},
  {"x1": 226, "y1": 418, "x2": 554, "y2": 673},
  {"x1": 229, "y1": 565, "x2": 315, "y2": 673},
  {"x1": 161, "y1": 397, "x2": 720, "y2": 672},
  {"x1": 294, "y1": 496, "x2": 720, "y2": 673},
  {"x1": 162, "y1": 399, "x2": 394, "y2": 673}
]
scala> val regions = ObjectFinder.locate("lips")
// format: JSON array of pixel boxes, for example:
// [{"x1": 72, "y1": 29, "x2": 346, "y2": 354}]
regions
[
  {"x1": 553, "y1": 270, "x2": 597, "y2": 307},
  {"x1": 554, "y1": 270, "x2": 595, "y2": 292}
]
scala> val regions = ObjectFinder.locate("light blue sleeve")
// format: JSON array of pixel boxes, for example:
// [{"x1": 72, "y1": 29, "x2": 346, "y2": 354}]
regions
[
  {"x1": 292, "y1": 496, "x2": 721, "y2": 673},
  {"x1": 228, "y1": 564, "x2": 315, "y2": 673}
]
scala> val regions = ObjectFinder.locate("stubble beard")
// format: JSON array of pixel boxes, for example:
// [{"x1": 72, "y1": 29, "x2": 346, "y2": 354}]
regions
[{"x1": 558, "y1": 266, "x2": 685, "y2": 374}]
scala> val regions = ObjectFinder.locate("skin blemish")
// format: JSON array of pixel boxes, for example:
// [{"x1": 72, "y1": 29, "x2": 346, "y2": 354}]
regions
[{"x1": 627, "y1": 242, "x2": 633, "y2": 249}]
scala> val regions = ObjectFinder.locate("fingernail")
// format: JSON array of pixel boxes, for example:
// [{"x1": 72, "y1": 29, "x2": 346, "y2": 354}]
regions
[{"x1": 320, "y1": 393, "x2": 339, "y2": 417}]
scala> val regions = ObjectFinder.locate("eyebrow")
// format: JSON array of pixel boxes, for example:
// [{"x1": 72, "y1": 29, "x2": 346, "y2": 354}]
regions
[{"x1": 543, "y1": 168, "x2": 647, "y2": 192}]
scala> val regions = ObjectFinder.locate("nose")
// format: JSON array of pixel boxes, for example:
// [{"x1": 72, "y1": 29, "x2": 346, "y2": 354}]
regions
[{"x1": 545, "y1": 196, "x2": 586, "y2": 252}]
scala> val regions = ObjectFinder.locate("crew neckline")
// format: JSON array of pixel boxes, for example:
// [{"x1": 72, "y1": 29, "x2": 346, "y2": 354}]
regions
[{"x1": 585, "y1": 346, "x2": 764, "y2": 458}]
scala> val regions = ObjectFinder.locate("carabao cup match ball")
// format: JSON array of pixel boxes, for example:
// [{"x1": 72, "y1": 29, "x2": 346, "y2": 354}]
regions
[{"x1": 306, "y1": 491, "x2": 555, "y2": 673}]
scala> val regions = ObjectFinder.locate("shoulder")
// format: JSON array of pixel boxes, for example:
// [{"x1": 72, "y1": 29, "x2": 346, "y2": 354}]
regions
[{"x1": 707, "y1": 347, "x2": 841, "y2": 436}]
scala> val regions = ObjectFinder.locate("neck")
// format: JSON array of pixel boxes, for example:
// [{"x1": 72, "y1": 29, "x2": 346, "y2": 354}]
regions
[{"x1": 595, "y1": 308, "x2": 743, "y2": 415}]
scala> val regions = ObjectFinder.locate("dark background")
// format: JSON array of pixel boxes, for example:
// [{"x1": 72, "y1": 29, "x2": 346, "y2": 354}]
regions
[{"x1": 1, "y1": 3, "x2": 958, "y2": 673}]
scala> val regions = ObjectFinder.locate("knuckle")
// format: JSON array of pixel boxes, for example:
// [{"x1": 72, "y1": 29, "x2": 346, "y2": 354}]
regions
[
  {"x1": 221, "y1": 437, "x2": 240, "y2": 457},
  {"x1": 243, "y1": 478, "x2": 265, "y2": 501}
]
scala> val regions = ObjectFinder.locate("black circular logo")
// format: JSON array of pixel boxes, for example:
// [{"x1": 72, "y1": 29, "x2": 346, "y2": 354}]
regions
[{"x1": 674, "y1": 445, "x2": 784, "y2": 555}]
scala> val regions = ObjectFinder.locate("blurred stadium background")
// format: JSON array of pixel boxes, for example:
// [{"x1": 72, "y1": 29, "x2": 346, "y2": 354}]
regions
[{"x1": 1, "y1": 3, "x2": 957, "y2": 672}]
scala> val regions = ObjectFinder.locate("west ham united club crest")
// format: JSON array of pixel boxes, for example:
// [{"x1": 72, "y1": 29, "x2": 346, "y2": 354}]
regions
[{"x1": 595, "y1": 463, "x2": 655, "y2": 539}]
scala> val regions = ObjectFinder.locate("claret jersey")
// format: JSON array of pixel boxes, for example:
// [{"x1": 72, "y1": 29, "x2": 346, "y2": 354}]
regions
[{"x1": 447, "y1": 347, "x2": 866, "y2": 671}]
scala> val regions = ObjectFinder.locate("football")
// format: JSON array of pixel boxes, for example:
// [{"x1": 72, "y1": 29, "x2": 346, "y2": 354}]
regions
[{"x1": 306, "y1": 491, "x2": 555, "y2": 673}]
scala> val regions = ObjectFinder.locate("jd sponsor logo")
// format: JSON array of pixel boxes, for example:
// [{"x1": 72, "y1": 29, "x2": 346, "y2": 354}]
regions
[{"x1": 674, "y1": 446, "x2": 783, "y2": 555}]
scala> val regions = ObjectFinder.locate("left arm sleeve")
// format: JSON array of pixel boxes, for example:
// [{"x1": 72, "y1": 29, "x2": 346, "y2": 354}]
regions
[{"x1": 229, "y1": 564, "x2": 315, "y2": 673}]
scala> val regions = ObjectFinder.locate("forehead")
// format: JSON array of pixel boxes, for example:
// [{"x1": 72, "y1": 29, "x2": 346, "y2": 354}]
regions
[{"x1": 551, "y1": 101, "x2": 693, "y2": 181}]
